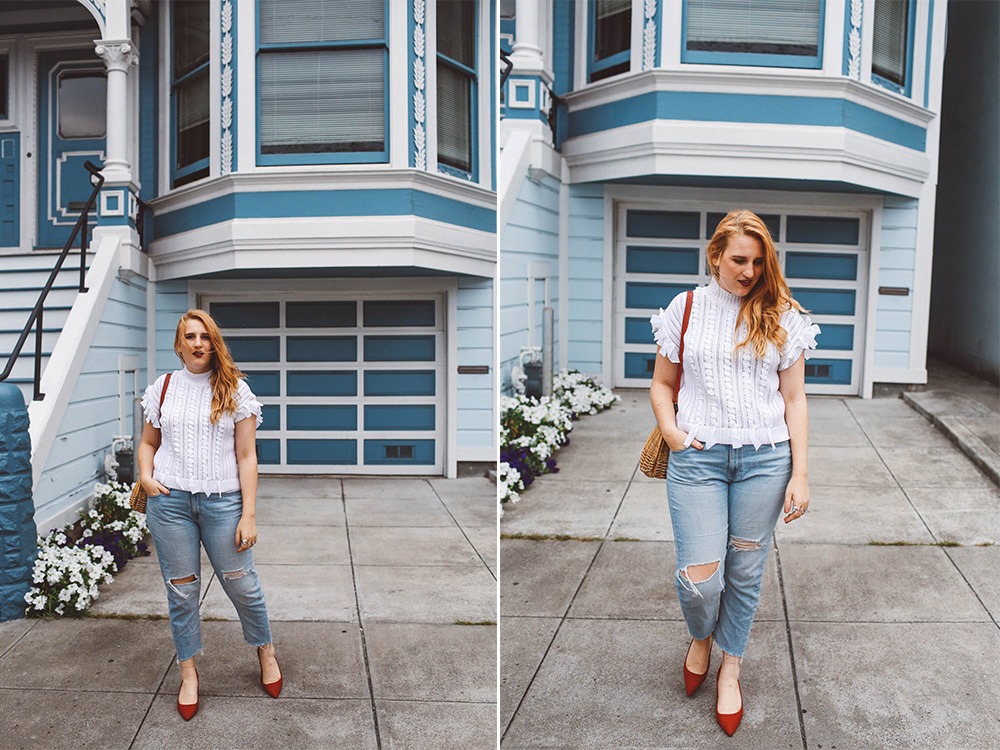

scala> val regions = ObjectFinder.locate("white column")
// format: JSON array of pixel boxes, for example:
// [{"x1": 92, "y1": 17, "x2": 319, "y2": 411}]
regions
[
  {"x1": 511, "y1": 0, "x2": 544, "y2": 71},
  {"x1": 94, "y1": 40, "x2": 138, "y2": 183}
]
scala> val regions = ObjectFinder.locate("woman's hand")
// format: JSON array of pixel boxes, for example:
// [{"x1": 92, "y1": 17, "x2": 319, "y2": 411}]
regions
[
  {"x1": 140, "y1": 477, "x2": 170, "y2": 497},
  {"x1": 661, "y1": 426, "x2": 704, "y2": 452},
  {"x1": 235, "y1": 515, "x2": 258, "y2": 552},
  {"x1": 783, "y1": 475, "x2": 810, "y2": 523}
]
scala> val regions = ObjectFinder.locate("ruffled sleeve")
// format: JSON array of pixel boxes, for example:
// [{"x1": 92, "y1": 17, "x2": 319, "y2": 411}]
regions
[
  {"x1": 233, "y1": 380, "x2": 264, "y2": 427},
  {"x1": 141, "y1": 374, "x2": 168, "y2": 428},
  {"x1": 779, "y1": 309, "x2": 821, "y2": 371},
  {"x1": 650, "y1": 292, "x2": 688, "y2": 363}
]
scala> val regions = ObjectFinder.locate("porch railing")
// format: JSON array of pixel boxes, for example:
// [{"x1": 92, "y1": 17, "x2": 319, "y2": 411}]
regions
[{"x1": 0, "y1": 161, "x2": 104, "y2": 401}]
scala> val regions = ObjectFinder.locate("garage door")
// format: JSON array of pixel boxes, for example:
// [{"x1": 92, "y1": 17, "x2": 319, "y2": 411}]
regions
[
  {"x1": 614, "y1": 206, "x2": 867, "y2": 395},
  {"x1": 207, "y1": 296, "x2": 445, "y2": 474}
]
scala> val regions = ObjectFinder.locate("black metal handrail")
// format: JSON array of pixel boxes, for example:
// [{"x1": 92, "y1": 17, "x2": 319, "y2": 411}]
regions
[{"x1": 0, "y1": 160, "x2": 104, "y2": 401}]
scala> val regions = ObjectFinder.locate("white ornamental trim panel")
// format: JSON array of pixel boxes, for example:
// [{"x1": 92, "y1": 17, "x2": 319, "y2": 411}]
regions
[
  {"x1": 642, "y1": 0, "x2": 657, "y2": 71},
  {"x1": 413, "y1": 0, "x2": 427, "y2": 170},
  {"x1": 220, "y1": 0, "x2": 235, "y2": 175},
  {"x1": 848, "y1": 0, "x2": 863, "y2": 80}
]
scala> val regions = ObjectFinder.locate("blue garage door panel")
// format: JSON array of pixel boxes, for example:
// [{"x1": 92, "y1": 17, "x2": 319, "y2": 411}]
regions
[
  {"x1": 286, "y1": 301, "x2": 356, "y2": 328},
  {"x1": 815, "y1": 323, "x2": 854, "y2": 351},
  {"x1": 364, "y1": 335, "x2": 436, "y2": 361},
  {"x1": 364, "y1": 439, "x2": 435, "y2": 465},
  {"x1": 364, "y1": 370, "x2": 436, "y2": 396},
  {"x1": 287, "y1": 405, "x2": 357, "y2": 430},
  {"x1": 287, "y1": 439, "x2": 357, "y2": 465},
  {"x1": 259, "y1": 404, "x2": 280, "y2": 430},
  {"x1": 791, "y1": 288, "x2": 856, "y2": 315},
  {"x1": 286, "y1": 370, "x2": 357, "y2": 396},
  {"x1": 363, "y1": 300, "x2": 436, "y2": 327},
  {"x1": 624, "y1": 352, "x2": 657, "y2": 379},
  {"x1": 626, "y1": 282, "x2": 691, "y2": 309},
  {"x1": 625, "y1": 317, "x2": 654, "y2": 344},
  {"x1": 786, "y1": 252, "x2": 858, "y2": 280},
  {"x1": 257, "y1": 439, "x2": 280, "y2": 464},
  {"x1": 787, "y1": 216, "x2": 860, "y2": 245},
  {"x1": 210, "y1": 302, "x2": 280, "y2": 328},
  {"x1": 244, "y1": 371, "x2": 281, "y2": 396},
  {"x1": 625, "y1": 246, "x2": 700, "y2": 275},
  {"x1": 804, "y1": 358, "x2": 852, "y2": 385},
  {"x1": 287, "y1": 336, "x2": 357, "y2": 362},
  {"x1": 229, "y1": 336, "x2": 281, "y2": 362},
  {"x1": 364, "y1": 404, "x2": 435, "y2": 430},
  {"x1": 706, "y1": 212, "x2": 780, "y2": 240},
  {"x1": 626, "y1": 210, "x2": 700, "y2": 239}
]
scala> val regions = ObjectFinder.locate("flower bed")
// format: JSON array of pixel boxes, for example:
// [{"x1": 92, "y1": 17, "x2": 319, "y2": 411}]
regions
[
  {"x1": 24, "y1": 482, "x2": 150, "y2": 617},
  {"x1": 500, "y1": 370, "x2": 618, "y2": 513}
]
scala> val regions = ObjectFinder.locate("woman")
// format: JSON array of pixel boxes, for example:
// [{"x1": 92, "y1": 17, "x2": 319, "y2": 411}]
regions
[
  {"x1": 138, "y1": 309, "x2": 282, "y2": 720},
  {"x1": 649, "y1": 210, "x2": 818, "y2": 736}
]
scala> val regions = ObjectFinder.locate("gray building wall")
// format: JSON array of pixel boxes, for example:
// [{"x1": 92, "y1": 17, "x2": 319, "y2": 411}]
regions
[{"x1": 929, "y1": 0, "x2": 1000, "y2": 381}]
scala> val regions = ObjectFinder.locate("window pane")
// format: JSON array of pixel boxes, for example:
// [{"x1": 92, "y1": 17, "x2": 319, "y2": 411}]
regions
[
  {"x1": 686, "y1": 0, "x2": 821, "y2": 56},
  {"x1": 0, "y1": 55, "x2": 7, "y2": 118},
  {"x1": 872, "y1": 0, "x2": 909, "y2": 85},
  {"x1": 259, "y1": 0, "x2": 384, "y2": 44},
  {"x1": 437, "y1": 61, "x2": 472, "y2": 172},
  {"x1": 173, "y1": 0, "x2": 209, "y2": 78},
  {"x1": 438, "y1": 0, "x2": 476, "y2": 68},
  {"x1": 260, "y1": 49, "x2": 385, "y2": 153},
  {"x1": 177, "y1": 67, "x2": 209, "y2": 169},
  {"x1": 58, "y1": 73, "x2": 106, "y2": 138},
  {"x1": 594, "y1": 0, "x2": 631, "y2": 61}
]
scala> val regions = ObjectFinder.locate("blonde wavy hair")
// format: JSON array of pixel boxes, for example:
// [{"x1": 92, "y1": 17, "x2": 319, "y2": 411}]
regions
[
  {"x1": 707, "y1": 210, "x2": 805, "y2": 359},
  {"x1": 174, "y1": 309, "x2": 244, "y2": 424}
]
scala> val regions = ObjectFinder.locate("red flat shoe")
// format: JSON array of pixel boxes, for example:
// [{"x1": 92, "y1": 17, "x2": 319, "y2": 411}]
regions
[
  {"x1": 177, "y1": 670, "x2": 199, "y2": 721},
  {"x1": 259, "y1": 646, "x2": 283, "y2": 698},
  {"x1": 682, "y1": 639, "x2": 711, "y2": 697},
  {"x1": 715, "y1": 666, "x2": 743, "y2": 736}
]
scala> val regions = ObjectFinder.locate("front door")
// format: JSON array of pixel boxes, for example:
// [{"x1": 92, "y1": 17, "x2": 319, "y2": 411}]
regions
[{"x1": 36, "y1": 49, "x2": 106, "y2": 249}]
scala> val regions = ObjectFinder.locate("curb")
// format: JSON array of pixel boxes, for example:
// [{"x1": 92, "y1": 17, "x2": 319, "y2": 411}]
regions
[{"x1": 902, "y1": 391, "x2": 1000, "y2": 487}]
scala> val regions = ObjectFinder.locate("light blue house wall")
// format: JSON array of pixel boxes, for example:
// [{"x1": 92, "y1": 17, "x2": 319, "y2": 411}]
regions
[
  {"x1": 153, "y1": 280, "x2": 190, "y2": 377},
  {"x1": 875, "y1": 196, "x2": 918, "y2": 371},
  {"x1": 456, "y1": 276, "x2": 495, "y2": 449},
  {"x1": 565, "y1": 183, "x2": 604, "y2": 374},
  {"x1": 929, "y1": 0, "x2": 1000, "y2": 381}
]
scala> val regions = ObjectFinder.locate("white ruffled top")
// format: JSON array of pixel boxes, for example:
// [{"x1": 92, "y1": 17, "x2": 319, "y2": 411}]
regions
[
  {"x1": 650, "y1": 278, "x2": 820, "y2": 449},
  {"x1": 142, "y1": 367, "x2": 263, "y2": 495}
]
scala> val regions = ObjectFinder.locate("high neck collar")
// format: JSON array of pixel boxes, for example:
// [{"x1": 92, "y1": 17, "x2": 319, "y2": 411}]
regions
[
  {"x1": 180, "y1": 366, "x2": 212, "y2": 384},
  {"x1": 705, "y1": 276, "x2": 743, "y2": 307}
]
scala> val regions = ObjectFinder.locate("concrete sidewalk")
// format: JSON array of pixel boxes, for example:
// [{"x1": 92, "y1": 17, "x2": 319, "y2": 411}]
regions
[
  {"x1": 0, "y1": 476, "x2": 497, "y2": 750},
  {"x1": 500, "y1": 385, "x2": 1000, "y2": 748}
]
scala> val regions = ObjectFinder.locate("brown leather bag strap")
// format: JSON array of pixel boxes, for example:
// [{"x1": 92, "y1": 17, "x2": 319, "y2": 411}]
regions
[
  {"x1": 159, "y1": 372, "x2": 172, "y2": 409},
  {"x1": 674, "y1": 290, "x2": 694, "y2": 404}
]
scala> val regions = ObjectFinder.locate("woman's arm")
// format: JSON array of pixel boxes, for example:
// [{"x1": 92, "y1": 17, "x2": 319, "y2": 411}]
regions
[
  {"x1": 778, "y1": 353, "x2": 809, "y2": 522},
  {"x1": 137, "y1": 420, "x2": 170, "y2": 496},
  {"x1": 650, "y1": 352, "x2": 703, "y2": 451},
  {"x1": 234, "y1": 416, "x2": 259, "y2": 551}
]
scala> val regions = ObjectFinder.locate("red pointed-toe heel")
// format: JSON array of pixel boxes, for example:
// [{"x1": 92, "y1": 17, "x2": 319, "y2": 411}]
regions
[
  {"x1": 177, "y1": 670, "x2": 199, "y2": 721},
  {"x1": 682, "y1": 639, "x2": 711, "y2": 697},
  {"x1": 259, "y1": 645, "x2": 283, "y2": 698},
  {"x1": 715, "y1": 666, "x2": 743, "y2": 737}
]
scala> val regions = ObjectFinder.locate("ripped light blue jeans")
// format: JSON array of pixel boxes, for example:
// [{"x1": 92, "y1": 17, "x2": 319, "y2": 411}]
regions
[
  {"x1": 666, "y1": 441, "x2": 791, "y2": 658},
  {"x1": 145, "y1": 488, "x2": 272, "y2": 662}
]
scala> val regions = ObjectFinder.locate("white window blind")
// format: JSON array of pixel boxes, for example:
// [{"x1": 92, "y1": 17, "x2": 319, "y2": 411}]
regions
[
  {"x1": 259, "y1": 49, "x2": 385, "y2": 153},
  {"x1": 259, "y1": 0, "x2": 384, "y2": 44},
  {"x1": 686, "y1": 0, "x2": 821, "y2": 55},
  {"x1": 872, "y1": 0, "x2": 909, "y2": 86},
  {"x1": 437, "y1": 62, "x2": 471, "y2": 171}
]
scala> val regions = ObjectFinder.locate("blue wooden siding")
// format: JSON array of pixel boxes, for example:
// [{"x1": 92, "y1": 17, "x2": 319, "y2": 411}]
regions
[
  {"x1": 566, "y1": 183, "x2": 604, "y2": 373},
  {"x1": 154, "y1": 280, "x2": 191, "y2": 376},
  {"x1": 456, "y1": 276, "x2": 494, "y2": 451},
  {"x1": 499, "y1": 172, "x2": 560, "y2": 389},
  {"x1": 875, "y1": 196, "x2": 917, "y2": 369},
  {"x1": 34, "y1": 276, "x2": 148, "y2": 531}
]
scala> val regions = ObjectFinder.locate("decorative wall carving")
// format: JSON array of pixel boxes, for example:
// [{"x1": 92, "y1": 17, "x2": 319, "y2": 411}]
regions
[
  {"x1": 413, "y1": 0, "x2": 427, "y2": 170},
  {"x1": 642, "y1": 0, "x2": 657, "y2": 71},
  {"x1": 848, "y1": 0, "x2": 862, "y2": 80},
  {"x1": 221, "y1": 0, "x2": 234, "y2": 174}
]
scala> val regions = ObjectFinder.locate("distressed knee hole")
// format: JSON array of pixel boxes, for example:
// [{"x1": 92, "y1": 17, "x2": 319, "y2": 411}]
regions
[
  {"x1": 729, "y1": 536, "x2": 762, "y2": 552},
  {"x1": 222, "y1": 568, "x2": 249, "y2": 581},
  {"x1": 170, "y1": 574, "x2": 198, "y2": 585},
  {"x1": 682, "y1": 561, "x2": 720, "y2": 584}
]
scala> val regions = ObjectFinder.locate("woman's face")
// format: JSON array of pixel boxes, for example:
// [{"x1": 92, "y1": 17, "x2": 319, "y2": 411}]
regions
[
  {"x1": 714, "y1": 233, "x2": 765, "y2": 297},
  {"x1": 178, "y1": 319, "x2": 213, "y2": 373}
]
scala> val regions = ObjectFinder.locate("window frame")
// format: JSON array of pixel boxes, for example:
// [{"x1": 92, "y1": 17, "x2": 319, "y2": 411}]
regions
[
  {"x1": 587, "y1": 0, "x2": 631, "y2": 83},
  {"x1": 255, "y1": 0, "x2": 390, "y2": 166},
  {"x1": 170, "y1": 0, "x2": 210, "y2": 188},
  {"x1": 436, "y1": 0, "x2": 479, "y2": 180},
  {"x1": 870, "y1": 0, "x2": 916, "y2": 97},
  {"x1": 680, "y1": 0, "x2": 826, "y2": 70},
  {"x1": 0, "y1": 53, "x2": 9, "y2": 120}
]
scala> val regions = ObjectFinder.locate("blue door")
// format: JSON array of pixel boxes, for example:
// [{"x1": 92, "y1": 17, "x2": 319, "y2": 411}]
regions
[{"x1": 36, "y1": 49, "x2": 106, "y2": 249}]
